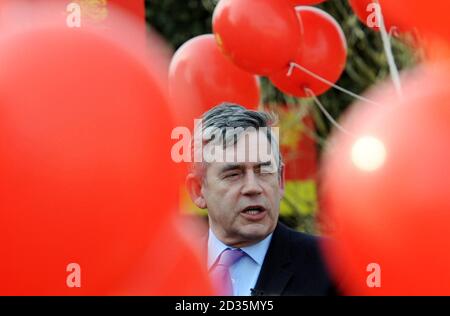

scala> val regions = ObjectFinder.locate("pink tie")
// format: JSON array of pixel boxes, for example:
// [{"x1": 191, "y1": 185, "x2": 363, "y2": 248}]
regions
[{"x1": 210, "y1": 249, "x2": 245, "y2": 296}]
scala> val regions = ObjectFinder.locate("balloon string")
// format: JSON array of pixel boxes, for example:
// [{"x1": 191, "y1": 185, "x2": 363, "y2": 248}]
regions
[
  {"x1": 375, "y1": 0, "x2": 403, "y2": 98},
  {"x1": 304, "y1": 88, "x2": 354, "y2": 137},
  {"x1": 294, "y1": 6, "x2": 306, "y2": 36},
  {"x1": 287, "y1": 62, "x2": 381, "y2": 106}
]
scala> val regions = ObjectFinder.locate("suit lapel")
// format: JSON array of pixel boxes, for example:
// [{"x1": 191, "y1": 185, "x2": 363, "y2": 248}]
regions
[
  {"x1": 252, "y1": 223, "x2": 293, "y2": 296},
  {"x1": 203, "y1": 224, "x2": 298, "y2": 295}
]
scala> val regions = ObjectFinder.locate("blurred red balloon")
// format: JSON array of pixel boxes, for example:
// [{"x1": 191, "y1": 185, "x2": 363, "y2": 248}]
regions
[
  {"x1": 169, "y1": 34, "x2": 260, "y2": 129},
  {"x1": 0, "y1": 2, "x2": 210, "y2": 295},
  {"x1": 289, "y1": 0, "x2": 326, "y2": 6},
  {"x1": 381, "y1": 1, "x2": 450, "y2": 43},
  {"x1": 270, "y1": 7, "x2": 347, "y2": 97},
  {"x1": 320, "y1": 64, "x2": 450, "y2": 295},
  {"x1": 112, "y1": 219, "x2": 213, "y2": 295},
  {"x1": 212, "y1": 0, "x2": 302, "y2": 75},
  {"x1": 419, "y1": 36, "x2": 450, "y2": 62},
  {"x1": 349, "y1": 0, "x2": 399, "y2": 32}
]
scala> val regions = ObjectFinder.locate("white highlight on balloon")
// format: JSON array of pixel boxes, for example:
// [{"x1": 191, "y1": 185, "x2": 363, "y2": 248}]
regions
[{"x1": 351, "y1": 136, "x2": 387, "y2": 172}]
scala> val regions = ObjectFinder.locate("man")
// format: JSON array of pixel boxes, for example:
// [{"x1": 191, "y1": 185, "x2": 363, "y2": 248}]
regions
[{"x1": 186, "y1": 103, "x2": 336, "y2": 296}]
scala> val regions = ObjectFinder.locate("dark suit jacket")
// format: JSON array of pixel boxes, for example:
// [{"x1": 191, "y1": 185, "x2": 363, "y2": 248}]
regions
[
  {"x1": 251, "y1": 222, "x2": 338, "y2": 296},
  {"x1": 205, "y1": 222, "x2": 338, "y2": 296}
]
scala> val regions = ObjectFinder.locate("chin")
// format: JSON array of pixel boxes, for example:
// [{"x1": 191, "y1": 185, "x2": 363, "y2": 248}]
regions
[{"x1": 239, "y1": 224, "x2": 271, "y2": 241}]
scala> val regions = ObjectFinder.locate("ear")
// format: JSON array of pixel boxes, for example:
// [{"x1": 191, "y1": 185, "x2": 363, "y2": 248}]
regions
[
  {"x1": 186, "y1": 173, "x2": 207, "y2": 209},
  {"x1": 279, "y1": 163, "x2": 286, "y2": 198}
]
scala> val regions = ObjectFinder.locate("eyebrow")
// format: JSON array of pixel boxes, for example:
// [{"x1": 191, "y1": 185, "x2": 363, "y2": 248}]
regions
[{"x1": 219, "y1": 161, "x2": 273, "y2": 174}]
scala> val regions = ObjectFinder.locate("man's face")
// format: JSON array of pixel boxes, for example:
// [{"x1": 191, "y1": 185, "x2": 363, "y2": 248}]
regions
[{"x1": 201, "y1": 130, "x2": 283, "y2": 247}]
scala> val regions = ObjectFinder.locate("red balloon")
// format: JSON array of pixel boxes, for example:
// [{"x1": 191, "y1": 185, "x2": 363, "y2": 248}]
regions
[
  {"x1": 349, "y1": 0, "x2": 400, "y2": 32},
  {"x1": 111, "y1": 219, "x2": 213, "y2": 295},
  {"x1": 320, "y1": 64, "x2": 450, "y2": 295},
  {"x1": 212, "y1": 0, "x2": 302, "y2": 75},
  {"x1": 169, "y1": 34, "x2": 260, "y2": 129},
  {"x1": 381, "y1": 1, "x2": 450, "y2": 42},
  {"x1": 289, "y1": 0, "x2": 326, "y2": 6},
  {"x1": 420, "y1": 36, "x2": 450, "y2": 62},
  {"x1": 270, "y1": 7, "x2": 347, "y2": 97},
  {"x1": 0, "y1": 2, "x2": 210, "y2": 295}
]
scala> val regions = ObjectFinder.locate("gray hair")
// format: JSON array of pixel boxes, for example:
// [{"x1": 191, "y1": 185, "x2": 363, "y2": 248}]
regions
[{"x1": 191, "y1": 103, "x2": 283, "y2": 180}]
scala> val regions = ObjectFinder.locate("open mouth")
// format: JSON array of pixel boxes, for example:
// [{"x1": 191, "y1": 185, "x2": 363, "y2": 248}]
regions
[
  {"x1": 242, "y1": 206, "x2": 265, "y2": 214},
  {"x1": 240, "y1": 205, "x2": 267, "y2": 220}
]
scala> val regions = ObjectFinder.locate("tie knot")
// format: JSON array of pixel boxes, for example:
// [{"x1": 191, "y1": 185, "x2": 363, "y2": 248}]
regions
[{"x1": 216, "y1": 248, "x2": 245, "y2": 268}]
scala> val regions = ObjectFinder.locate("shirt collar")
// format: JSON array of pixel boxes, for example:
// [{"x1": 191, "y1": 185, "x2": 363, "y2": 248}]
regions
[{"x1": 207, "y1": 229, "x2": 273, "y2": 270}]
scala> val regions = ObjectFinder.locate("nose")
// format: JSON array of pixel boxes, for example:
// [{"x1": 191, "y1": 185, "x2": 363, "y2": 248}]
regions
[{"x1": 241, "y1": 171, "x2": 263, "y2": 196}]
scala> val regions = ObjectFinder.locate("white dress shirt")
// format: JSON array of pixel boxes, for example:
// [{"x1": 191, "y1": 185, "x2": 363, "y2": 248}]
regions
[{"x1": 207, "y1": 229, "x2": 273, "y2": 296}]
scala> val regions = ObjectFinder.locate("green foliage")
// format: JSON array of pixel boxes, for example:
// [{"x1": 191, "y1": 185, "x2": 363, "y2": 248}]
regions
[
  {"x1": 146, "y1": 0, "x2": 215, "y2": 49},
  {"x1": 279, "y1": 180, "x2": 318, "y2": 233}
]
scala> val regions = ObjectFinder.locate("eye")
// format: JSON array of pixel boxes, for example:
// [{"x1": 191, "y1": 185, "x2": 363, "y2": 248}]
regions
[{"x1": 224, "y1": 172, "x2": 241, "y2": 179}]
